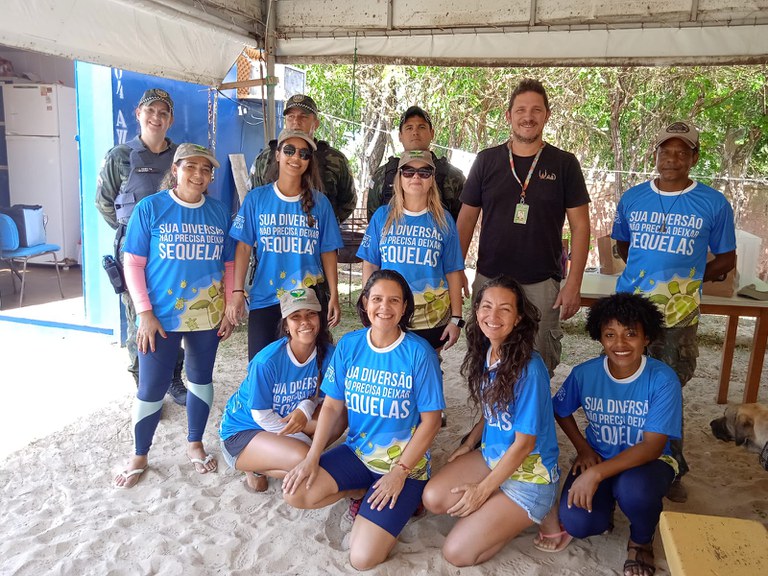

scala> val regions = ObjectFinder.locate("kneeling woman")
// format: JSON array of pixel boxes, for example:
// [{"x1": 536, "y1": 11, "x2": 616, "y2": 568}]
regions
[
  {"x1": 114, "y1": 144, "x2": 234, "y2": 488},
  {"x1": 537, "y1": 292, "x2": 681, "y2": 576},
  {"x1": 219, "y1": 288, "x2": 344, "y2": 492},
  {"x1": 283, "y1": 270, "x2": 444, "y2": 570},
  {"x1": 422, "y1": 275, "x2": 560, "y2": 567}
]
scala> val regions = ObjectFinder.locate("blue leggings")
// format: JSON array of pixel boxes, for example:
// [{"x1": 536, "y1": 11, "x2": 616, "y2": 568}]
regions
[
  {"x1": 559, "y1": 460, "x2": 675, "y2": 545},
  {"x1": 133, "y1": 329, "x2": 220, "y2": 456}
]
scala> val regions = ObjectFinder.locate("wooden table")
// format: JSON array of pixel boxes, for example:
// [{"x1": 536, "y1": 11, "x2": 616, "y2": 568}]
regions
[{"x1": 579, "y1": 274, "x2": 768, "y2": 404}]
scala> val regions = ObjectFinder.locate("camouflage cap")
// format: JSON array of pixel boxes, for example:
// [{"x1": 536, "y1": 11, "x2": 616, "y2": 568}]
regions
[
  {"x1": 138, "y1": 88, "x2": 174, "y2": 113},
  {"x1": 399, "y1": 106, "x2": 433, "y2": 131},
  {"x1": 173, "y1": 143, "x2": 220, "y2": 168},
  {"x1": 277, "y1": 129, "x2": 318, "y2": 151},
  {"x1": 655, "y1": 121, "x2": 700, "y2": 150},
  {"x1": 397, "y1": 150, "x2": 435, "y2": 170},
  {"x1": 279, "y1": 288, "x2": 321, "y2": 318},
  {"x1": 284, "y1": 94, "x2": 318, "y2": 116}
]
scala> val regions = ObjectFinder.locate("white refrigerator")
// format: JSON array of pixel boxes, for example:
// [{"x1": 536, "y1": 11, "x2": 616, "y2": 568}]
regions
[{"x1": 2, "y1": 83, "x2": 81, "y2": 265}]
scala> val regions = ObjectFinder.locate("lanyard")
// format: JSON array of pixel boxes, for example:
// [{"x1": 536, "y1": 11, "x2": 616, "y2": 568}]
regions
[{"x1": 508, "y1": 143, "x2": 545, "y2": 204}]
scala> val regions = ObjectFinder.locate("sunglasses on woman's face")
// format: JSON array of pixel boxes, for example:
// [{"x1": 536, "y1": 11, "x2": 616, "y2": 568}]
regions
[
  {"x1": 400, "y1": 166, "x2": 434, "y2": 179},
  {"x1": 281, "y1": 144, "x2": 313, "y2": 160}
]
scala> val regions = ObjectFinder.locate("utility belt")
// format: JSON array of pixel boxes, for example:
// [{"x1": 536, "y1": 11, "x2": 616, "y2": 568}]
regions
[{"x1": 102, "y1": 224, "x2": 128, "y2": 294}]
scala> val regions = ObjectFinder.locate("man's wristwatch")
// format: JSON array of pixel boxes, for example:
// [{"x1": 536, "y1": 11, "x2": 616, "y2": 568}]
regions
[{"x1": 450, "y1": 316, "x2": 466, "y2": 328}]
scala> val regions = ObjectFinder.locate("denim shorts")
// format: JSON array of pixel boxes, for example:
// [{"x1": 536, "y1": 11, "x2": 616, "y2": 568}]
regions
[
  {"x1": 499, "y1": 478, "x2": 559, "y2": 524},
  {"x1": 219, "y1": 429, "x2": 261, "y2": 469}
]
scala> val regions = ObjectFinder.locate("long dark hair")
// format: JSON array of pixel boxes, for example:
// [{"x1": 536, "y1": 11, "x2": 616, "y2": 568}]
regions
[
  {"x1": 266, "y1": 142, "x2": 323, "y2": 228},
  {"x1": 279, "y1": 310, "x2": 334, "y2": 397},
  {"x1": 356, "y1": 269, "x2": 415, "y2": 332},
  {"x1": 461, "y1": 275, "x2": 540, "y2": 417}
]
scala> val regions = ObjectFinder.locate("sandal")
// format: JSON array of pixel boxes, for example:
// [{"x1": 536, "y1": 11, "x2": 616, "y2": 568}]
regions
[
  {"x1": 533, "y1": 527, "x2": 573, "y2": 553},
  {"x1": 624, "y1": 540, "x2": 656, "y2": 576}
]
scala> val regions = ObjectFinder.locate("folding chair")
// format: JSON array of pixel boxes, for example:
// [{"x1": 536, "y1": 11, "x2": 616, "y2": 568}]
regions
[{"x1": 0, "y1": 213, "x2": 64, "y2": 307}]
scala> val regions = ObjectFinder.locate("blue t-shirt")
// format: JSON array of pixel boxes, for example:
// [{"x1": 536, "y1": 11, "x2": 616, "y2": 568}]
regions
[
  {"x1": 612, "y1": 180, "x2": 736, "y2": 327},
  {"x1": 219, "y1": 337, "x2": 335, "y2": 439},
  {"x1": 357, "y1": 206, "x2": 464, "y2": 330},
  {"x1": 123, "y1": 190, "x2": 235, "y2": 332},
  {"x1": 480, "y1": 351, "x2": 560, "y2": 485},
  {"x1": 229, "y1": 183, "x2": 344, "y2": 310},
  {"x1": 553, "y1": 355, "x2": 682, "y2": 471},
  {"x1": 322, "y1": 328, "x2": 445, "y2": 480}
]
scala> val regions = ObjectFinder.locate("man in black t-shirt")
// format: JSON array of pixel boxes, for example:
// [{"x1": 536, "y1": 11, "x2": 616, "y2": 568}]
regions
[{"x1": 456, "y1": 79, "x2": 591, "y2": 376}]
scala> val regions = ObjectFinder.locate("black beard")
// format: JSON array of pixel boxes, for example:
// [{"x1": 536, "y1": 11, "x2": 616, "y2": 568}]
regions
[{"x1": 512, "y1": 129, "x2": 540, "y2": 144}]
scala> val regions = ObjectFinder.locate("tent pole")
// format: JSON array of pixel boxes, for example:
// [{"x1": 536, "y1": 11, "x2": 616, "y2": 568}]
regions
[{"x1": 265, "y1": 0, "x2": 277, "y2": 140}]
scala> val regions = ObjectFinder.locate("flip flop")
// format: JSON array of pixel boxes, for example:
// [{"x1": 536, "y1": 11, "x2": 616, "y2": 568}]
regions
[
  {"x1": 189, "y1": 453, "x2": 218, "y2": 474},
  {"x1": 115, "y1": 467, "x2": 146, "y2": 489},
  {"x1": 533, "y1": 528, "x2": 573, "y2": 553},
  {"x1": 624, "y1": 542, "x2": 656, "y2": 576}
]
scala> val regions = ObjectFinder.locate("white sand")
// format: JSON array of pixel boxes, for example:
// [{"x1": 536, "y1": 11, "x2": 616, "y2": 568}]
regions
[{"x1": 1, "y1": 315, "x2": 766, "y2": 575}]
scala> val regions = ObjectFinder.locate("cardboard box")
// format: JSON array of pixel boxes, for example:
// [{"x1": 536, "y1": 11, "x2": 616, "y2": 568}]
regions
[
  {"x1": 702, "y1": 252, "x2": 738, "y2": 298},
  {"x1": 597, "y1": 235, "x2": 625, "y2": 275}
]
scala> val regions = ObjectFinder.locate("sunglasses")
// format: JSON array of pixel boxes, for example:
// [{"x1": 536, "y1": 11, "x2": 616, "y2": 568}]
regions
[
  {"x1": 400, "y1": 166, "x2": 434, "y2": 179},
  {"x1": 281, "y1": 144, "x2": 313, "y2": 160}
]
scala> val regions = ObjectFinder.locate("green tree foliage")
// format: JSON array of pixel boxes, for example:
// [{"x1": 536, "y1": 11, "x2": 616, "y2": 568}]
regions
[{"x1": 301, "y1": 64, "x2": 767, "y2": 225}]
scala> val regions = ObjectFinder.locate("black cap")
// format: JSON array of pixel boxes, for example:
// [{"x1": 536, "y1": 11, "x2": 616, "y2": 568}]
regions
[
  {"x1": 284, "y1": 94, "x2": 318, "y2": 116},
  {"x1": 137, "y1": 88, "x2": 173, "y2": 113},
  {"x1": 399, "y1": 106, "x2": 432, "y2": 131}
]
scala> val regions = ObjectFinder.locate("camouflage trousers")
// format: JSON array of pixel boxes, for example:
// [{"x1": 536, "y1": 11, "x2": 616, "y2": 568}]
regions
[{"x1": 648, "y1": 323, "x2": 699, "y2": 478}]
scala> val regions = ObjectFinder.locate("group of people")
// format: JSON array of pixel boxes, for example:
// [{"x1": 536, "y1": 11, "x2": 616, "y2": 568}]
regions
[{"x1": 97, "y1": 78, "x2": 736, "y2": 576}]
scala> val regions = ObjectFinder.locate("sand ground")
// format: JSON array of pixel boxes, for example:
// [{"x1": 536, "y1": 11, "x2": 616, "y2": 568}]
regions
[{"x1": 1, "y1": 309, "x2": 766, "y2": 575}]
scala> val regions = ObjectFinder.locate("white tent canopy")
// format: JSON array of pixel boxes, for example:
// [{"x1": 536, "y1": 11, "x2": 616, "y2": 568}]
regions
[{"x1": 1, "y1": 0, "x2": 768, "y2": 85}]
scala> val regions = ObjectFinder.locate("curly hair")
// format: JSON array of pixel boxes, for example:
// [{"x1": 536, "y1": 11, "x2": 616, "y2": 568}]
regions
[
  {"x1": 461, "y1": 275, "x2": 540, "y2": 417},
  {"x1": 266, "y1": 142, "x2": 323, "y2": 228},
  {"x1": 382, "y1": 165, "x2": 448, "y2": 236},
  {"x1": 279, "y1": 310, "x2": 334, "y2": 398},
  {"x1": 585, "y1": 292, "x2": 664, "y2": 343},
  {"x1": 356, "y1": 269, "x2": 415, "y2": 332}
]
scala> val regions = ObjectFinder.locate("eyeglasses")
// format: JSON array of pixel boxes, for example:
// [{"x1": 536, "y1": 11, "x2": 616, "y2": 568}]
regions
[
  {"x1": 400, "y1": 166, "x2": 434, "y2": 179},
  {"x1": 281, "y1": 144, "x2": 313, "y2": 160}
]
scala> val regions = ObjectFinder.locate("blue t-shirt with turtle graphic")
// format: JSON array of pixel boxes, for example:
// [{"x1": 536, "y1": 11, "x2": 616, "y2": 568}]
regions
[
  {"x1": 219, "y1": 337, "x2": 335, "y2": 439},
  {"x1": 480, "y1": 350, "x2": 560, "y2": 485},
  {"x1": 321, "y1": 328, "x2": 445, "y2": 480},
  {"x1": 612, "y1": 180, "x2": 735, "y2": 327},
  {"x1": 552, "y1": 355, "x2": 682, "y2": 472},
  {"x1": 123, "y1": 189, "x2": 234, "y2": 332},
  {"x1": 357, "y1": 206, "x2": 464, "y2": 330},
  {"x1": 229, "y1": 183, "x2": 343, "y2": 310}
]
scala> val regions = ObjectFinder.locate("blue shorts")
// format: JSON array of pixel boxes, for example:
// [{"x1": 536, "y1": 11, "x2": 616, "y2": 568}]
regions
[
  {"x1": 499, "y1": 478, "x2": 559, "y2": 524},
  {"x1": 320, "y1": 444, "x2": 426, "y2": 537}
]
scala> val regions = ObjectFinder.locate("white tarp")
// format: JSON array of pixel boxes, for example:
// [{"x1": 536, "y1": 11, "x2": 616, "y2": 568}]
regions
[
  {"x1": 0, "y1": 0, "x2": 256, "y2": 85},
  {"x1": 1, "y1": 0, "x2": 767, "y2": 85}
]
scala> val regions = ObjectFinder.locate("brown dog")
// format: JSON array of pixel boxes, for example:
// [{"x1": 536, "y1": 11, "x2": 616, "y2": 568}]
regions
[{"x1": 710, "y1": 403, "x2": 768, "y2": 454}]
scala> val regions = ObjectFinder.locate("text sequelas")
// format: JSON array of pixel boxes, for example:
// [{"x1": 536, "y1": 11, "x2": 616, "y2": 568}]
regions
[
  {"x1": 344, "y1": 365, "x2": 413, "y2": 419},
  {"x1": 583, "y1": 396, "x2": 649, "y2": 446},
  {"x1": 157, "y1": 222, "x2": 225, "y2": 261}
]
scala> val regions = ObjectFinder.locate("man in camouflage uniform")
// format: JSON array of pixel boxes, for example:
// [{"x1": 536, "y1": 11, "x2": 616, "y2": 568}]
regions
[
  {"x1": 95, "y1": 88, "x2": 187, "y2": 405},
  {"x1": 366, "y1": 106, "x2": 465, "y2": 222},
  {"x1": 248, "y1": 94, "x2": 357, "y2": 223}
]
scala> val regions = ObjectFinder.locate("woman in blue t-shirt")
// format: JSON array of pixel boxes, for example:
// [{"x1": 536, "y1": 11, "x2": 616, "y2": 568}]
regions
[
  {"x1": 422, "y1": 275, "x2": 560, "y2": 567},
  {"x1": 282, "y1": 270, "x2": 445, "y2": 571},
  {"x1": 226, "y1": 129, "x2": 344, "y2": 361},
  {"x1": 357, "y1": 150, "x2": 464, "y2": 352},
  {"x1": 537, "y1": 293, "x2": 681, "y2": 576},
  {"x1": 219, "y1": 288, "x2": 345, "y2": 493},
  {"x1": 114, "y1": 143, "x2": 235, "y2": 489}
]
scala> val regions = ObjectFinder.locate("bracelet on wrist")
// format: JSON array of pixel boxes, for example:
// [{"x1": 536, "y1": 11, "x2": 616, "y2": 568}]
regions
[
  {"x1": 232, "y1": 289, "x2": 246, "y2": 294},
  {"x1": 394, "y1": 460, "x2": 412, "y2": 474}
]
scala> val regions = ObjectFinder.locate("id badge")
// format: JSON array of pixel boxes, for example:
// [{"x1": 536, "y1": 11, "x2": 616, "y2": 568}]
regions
[{"x1": 513, "y1": 203, "x2": 529, "y2": 225}]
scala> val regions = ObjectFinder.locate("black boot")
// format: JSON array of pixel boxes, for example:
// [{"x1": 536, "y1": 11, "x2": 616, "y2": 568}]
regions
[{"x1": 168, "y1": 359, "x2": 187, "y2": 406}]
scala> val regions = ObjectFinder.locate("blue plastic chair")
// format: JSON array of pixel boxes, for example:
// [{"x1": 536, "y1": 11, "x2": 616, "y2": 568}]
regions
[{"x1": 0, "y1": 213, "x2": 64, "y2": 307}]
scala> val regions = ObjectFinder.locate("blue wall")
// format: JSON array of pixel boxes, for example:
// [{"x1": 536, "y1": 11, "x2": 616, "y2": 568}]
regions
[{"x1": 76, "y1": 62, "x2": 267, "y2": 337}]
